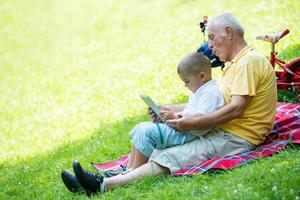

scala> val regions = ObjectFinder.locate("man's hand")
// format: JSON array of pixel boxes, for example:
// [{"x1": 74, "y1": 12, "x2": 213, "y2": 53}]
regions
[{"x1": 166, "y1": 117, "x2": 193, "y2": 132}]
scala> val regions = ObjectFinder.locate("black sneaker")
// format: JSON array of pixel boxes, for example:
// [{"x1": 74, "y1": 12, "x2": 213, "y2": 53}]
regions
[
  {"x1": 73, "y1": 160, "x2": 104, "y2": 196},
  {"x1": 103, "y1": 165, "x2": 128, "y2": 178},
  {"x1": 61, "y1": 169, "x2": 84, "y2": 193}
]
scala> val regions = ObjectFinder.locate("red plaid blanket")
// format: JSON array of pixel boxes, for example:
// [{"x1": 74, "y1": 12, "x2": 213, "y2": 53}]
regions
[{"x1": 92, "y1": 102, "x2": 300, "y2": 176}]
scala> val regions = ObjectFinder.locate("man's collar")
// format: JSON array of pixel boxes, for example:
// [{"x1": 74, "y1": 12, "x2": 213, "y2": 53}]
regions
[
  {"x1": 222, "y1": 45, "x2": 254, "y2": 73},
  {"x1": 230, "y1": 45, "x2": 254, "y2": 63}
]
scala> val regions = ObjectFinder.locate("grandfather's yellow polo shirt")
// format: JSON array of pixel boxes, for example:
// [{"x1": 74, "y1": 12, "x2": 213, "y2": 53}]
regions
[{"x1": 217, "y1": 46, "x2": 277, "y2": 145}]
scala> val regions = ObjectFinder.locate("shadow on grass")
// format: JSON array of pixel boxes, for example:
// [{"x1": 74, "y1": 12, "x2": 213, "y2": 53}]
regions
[
  {"x1": 1, "y1": 93, "x2": 299, "y2": 199},
  {"x1": 1, "y1": 98, "x2": 187, "y2": 199},
  {"x1": 1, "y1": 95, "x2": 191, "y2": 199},
  {"x1": 277, "y1": 89, "x2": 299, "y2": 103},
  {"x1": 0, "y1": 112, "x2": 152, "y2": 199}
]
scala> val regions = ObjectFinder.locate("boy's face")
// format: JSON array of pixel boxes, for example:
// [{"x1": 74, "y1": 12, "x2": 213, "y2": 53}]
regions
[{"x1": 179, "y1": 72, "x2": 206, "y2": 93}]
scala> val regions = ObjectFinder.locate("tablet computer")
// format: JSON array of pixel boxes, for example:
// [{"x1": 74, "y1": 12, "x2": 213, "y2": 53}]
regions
[{"x1": 140, "y1": 95, "x2": 164, "y2": 122}]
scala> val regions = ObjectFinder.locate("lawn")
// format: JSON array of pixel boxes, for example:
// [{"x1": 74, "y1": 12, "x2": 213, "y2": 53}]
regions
[{"x1": 1, "y1": 0, "x2": 300, "y2": 199}]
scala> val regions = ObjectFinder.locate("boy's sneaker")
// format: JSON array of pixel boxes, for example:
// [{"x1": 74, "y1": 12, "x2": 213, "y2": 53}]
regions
[{"x1": 103, "y1": 165, "x2": 128, "y2": 177}]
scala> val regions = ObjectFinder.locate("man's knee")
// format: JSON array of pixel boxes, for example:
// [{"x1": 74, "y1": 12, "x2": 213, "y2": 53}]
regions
[{"x1": 150, "y1": 161, "x2": 170, "y2": 175}]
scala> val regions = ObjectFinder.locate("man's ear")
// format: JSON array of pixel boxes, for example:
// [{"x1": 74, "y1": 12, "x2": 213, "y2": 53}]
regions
[{"x1": 225, "y1": 25, "x2": 233, "y2": 40}]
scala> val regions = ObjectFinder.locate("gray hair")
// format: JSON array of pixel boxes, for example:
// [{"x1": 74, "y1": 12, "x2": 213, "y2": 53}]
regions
[{"x1": 208, "y1": 12, "x2": 244, "y2": 37}]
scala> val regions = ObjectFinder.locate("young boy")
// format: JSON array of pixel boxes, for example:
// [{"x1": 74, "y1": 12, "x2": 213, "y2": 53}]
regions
[{"x1": 104, "y1": 52, "x2": 224, "y2": 177}]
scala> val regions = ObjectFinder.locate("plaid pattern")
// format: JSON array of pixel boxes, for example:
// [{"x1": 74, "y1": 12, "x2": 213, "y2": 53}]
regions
[{"x1": 92, "y1": 102, "x2": 300, "y2": 176}]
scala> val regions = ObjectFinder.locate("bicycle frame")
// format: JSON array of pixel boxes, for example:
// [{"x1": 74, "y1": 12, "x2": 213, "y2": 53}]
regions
[
  {"x1": 270, "y1": 43, "x2": 285, "y2": 78},
  {"x1": 265, "y1": 34, "x2": 300, "y2": 91},
  {"x1": 270, "y1": 43, "x2": 285, "y2": 66}
]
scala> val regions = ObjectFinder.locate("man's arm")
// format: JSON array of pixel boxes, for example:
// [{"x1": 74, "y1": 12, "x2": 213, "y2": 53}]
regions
[{"x1": 166, "y1": 95, "x2": 252, "y2": 131}]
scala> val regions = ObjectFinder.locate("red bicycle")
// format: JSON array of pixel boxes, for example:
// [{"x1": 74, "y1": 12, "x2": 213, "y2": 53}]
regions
[{"x1": 256, "y1": 29, "x2": 300, "y2": 102}]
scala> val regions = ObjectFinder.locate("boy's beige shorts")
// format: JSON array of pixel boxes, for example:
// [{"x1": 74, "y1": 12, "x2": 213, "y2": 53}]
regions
[{"x1": 150, "y1": 128, "x2": 254, "y2": 173}]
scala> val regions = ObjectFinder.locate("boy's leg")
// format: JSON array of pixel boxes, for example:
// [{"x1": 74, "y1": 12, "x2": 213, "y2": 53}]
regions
[
  {"x1": 128, "y1": 122, "x2": 198, "y2": 170},
  {"x1": 131, "y1": 122, "x2": 197, "y2": 156},
  {"x1": 127, "y1": 145, "x2": 149, "y2": 170},
  {"x1": 105, "y1": 122, "x2": 165, "y2": 177},
  {"x1": 131, "y1": 146, "x2": 149, "y2": 169},
  {"x1": 129, "y1": 122, "x2": 161, "y2": 170},
  {"x1": 104, "y1": 161, "x2": 169, "y2": 191},
  {"x1": 127, "y1": 145, "x2": 136, "y2": 169},
  {"x1": 128, "y1": 123, "x2": 152, "y2": 170}
]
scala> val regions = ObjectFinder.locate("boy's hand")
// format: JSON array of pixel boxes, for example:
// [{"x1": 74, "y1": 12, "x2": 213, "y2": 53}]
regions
[
  {"x1": 147, "y1": 107, "x2": 162, "y2": 123},
  {"x1": 160, "y1": 107, "x2": 179, "y2": 121}
]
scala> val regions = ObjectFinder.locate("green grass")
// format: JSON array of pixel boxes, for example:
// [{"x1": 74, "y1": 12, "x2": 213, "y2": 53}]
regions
[{"x1": 1, "y1": 0, "x2": 300, "y2": 199}]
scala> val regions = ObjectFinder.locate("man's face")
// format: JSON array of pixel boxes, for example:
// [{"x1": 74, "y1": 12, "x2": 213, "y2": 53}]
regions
[{"x1": 207, "y1": 24, "x2": 231, "y2": 62}]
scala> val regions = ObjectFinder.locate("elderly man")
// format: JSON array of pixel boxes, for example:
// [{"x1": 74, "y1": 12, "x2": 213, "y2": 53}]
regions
[{"x1": 61, "y1": 12, "x2": 277, "y2": 196}]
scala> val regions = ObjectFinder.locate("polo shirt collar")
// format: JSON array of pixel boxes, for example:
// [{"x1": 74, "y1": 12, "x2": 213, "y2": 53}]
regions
[
  {"x1": 230, "y1": 45, "x2": 254, "y2": 63},
  {"x1": 222, "y1": 45, "x2": 254, "y2": 72}
]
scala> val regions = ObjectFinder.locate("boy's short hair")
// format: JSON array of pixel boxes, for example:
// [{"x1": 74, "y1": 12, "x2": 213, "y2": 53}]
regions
[{"x1": 177, "y1": 52, "x2": 211, "y2": 75}]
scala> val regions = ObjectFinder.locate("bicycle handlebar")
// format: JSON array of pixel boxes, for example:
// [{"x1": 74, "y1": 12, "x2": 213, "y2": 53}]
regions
[
  {"x1": 276, "y1": 29, "x2": 290, "y2": 41},
  {"x1": 256, "y1": 29, "x2": 290, "y2": 43}
]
